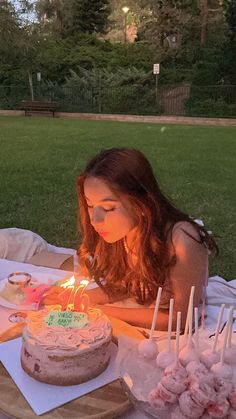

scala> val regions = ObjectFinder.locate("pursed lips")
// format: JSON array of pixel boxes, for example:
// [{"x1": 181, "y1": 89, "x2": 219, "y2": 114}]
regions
[{"x1": 96, "y1": 230, "x2": 108, "y2": 237}]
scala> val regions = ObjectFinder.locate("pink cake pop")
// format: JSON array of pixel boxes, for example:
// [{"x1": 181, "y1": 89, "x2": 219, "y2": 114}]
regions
[
  {"x1": 207, "y1": 399, "x2": 230, "y2": 418},
  {"x1": 211, "y1": 307, "x2": 234, "y2": 380},
  {"x1": 229, "y1": 387, "x2": 236, "y2": 409},
  {"x1": 138, "y1": 287, "x2": 162, "y2": 359},
  {"x1": 200, "y1": 304, "x2": 225, "y2": 369},
  {"x1": 189, "y1": 379, "x2": 217, "y2": 409},
  {"x1": 228, "y1": 409, "x2": 236, "y2": 419},
  {"x1": 165, "y1": 312, "x2": 188, "y2": 381},
  {"x1": 225, "y1": 308, "x2": 236, "y2": 365},
  {"x1": 171, "y1": 406, "x2": 190, "y2": 419},
  {"x1": 186, "y1": 308, "x2": 211, "y2": 384},
  {"x1": 156, "y1": 381, "x2": 178, "y2": 403},
  {"x1": 148, "y1": 387, "x2": 167, "y2": 410},
  {"x1": 179, "y1": 390, "x2": 204, "y2": 418},
  {"x1": 201, "y1": 413, "x2": 213, "y2": 419},
  {"x1": 156, "y1": 298, "x2": 175, "y2": 369},
  {"x1": 214, "y1": 376, "x2": 233, "y2": 399},
  {"x1": 161, "y1": 374, "x2": 188, "y2": 395}
]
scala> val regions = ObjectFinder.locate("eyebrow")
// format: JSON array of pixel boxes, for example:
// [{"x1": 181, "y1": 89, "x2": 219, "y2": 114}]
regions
[{"x1": 85, "y1": 196, "x2": 118, "y2": 203}]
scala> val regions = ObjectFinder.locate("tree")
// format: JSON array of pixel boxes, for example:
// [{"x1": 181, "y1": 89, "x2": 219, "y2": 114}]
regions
[
  {"x1": 137, "y1": 0, "x2": 199, "y2": 47},
  {"x1": 35, "y1": 0, "x2": 66, "y2": 36},
  {"x1": 35, "y1": 0, "x2": 111, "y2": 37},
  {"x1": 65, "y1": 0, "x2": 111, "y2": 36},
  {"x1": 224, "y1": 0, "x2": 236, "y2": 41}
]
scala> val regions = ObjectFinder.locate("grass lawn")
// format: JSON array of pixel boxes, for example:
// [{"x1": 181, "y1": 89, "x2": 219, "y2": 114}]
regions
[{"x1": 0, "y1": 116, "x2": 235, "y2": 280}]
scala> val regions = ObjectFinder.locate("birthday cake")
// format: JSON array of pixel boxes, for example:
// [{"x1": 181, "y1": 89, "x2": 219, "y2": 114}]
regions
[{"x1": 21, "y1": 308, "x2": 113, "y2": 385}]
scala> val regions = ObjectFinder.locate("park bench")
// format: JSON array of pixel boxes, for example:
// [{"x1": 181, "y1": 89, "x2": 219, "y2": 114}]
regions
[{"x1": 20, "y1": 100, "x2": 59, "y2": 117}]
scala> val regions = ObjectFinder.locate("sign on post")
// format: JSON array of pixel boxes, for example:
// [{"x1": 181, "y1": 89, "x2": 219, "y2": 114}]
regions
[{"x1": 153, "y1": 63, "x2": 160, "y2": 75}]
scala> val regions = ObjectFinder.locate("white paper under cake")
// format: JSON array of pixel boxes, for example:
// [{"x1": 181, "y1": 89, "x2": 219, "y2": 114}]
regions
[{"x1": 0, "y1": 338, "x2": 118, "y2": 416}]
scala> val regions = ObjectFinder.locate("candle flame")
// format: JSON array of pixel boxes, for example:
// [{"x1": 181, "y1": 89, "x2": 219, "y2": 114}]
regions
[
  {"x1": 80, "y1": 279, "x2": 89, "y2": 287},
  {"x1": 61, "y1": 275, "x2": 75, "y2": 288}
]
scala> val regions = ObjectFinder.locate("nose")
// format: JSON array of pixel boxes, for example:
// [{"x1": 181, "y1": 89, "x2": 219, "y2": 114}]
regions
[{"x1": 90, "y1": 207, "x2": 105, "y2": 225}]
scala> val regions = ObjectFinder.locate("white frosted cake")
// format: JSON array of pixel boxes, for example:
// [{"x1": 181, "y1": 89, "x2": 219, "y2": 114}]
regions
[{"x1": 21, "y1": 308, "x2": 112, "y2": 385}]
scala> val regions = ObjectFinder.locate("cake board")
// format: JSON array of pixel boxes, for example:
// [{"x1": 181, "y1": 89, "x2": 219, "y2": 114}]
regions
[{"x1": 0, "y1": 363, "x2": 130, "y2": 419}]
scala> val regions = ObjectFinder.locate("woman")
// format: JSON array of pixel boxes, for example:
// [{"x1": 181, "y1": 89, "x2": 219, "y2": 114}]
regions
[{"x1": 77, "y1": 148, "x2": 218, "y2": 330}]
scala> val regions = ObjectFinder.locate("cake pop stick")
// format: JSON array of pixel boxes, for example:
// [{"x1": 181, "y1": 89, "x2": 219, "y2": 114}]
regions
[
  {"x1": 138, "y1": 287, "x2": 162, "y2": 359},
  {"x1": 213, "y1": 304, "x2": 225, "y2": 353},
  {"x1": 211, "y1": 306, "x2": 233, "y2": 380},
  {"x1": 150, "y1": 286, "x2": 163, "y2": 340},
  {"x1": 175, "y1": 311, "x2": 181, "y2": 366},
  {"x1": 168, "y1": 298, "x2": 174, "y2": 352},
  {"x1": 227, "y1": 307, "x2": 233, "y2": 348},
  {"x1": 187, "y1": 290, "x2": 194, "y2": 347},
  {"x1": 164, "y1": 311, "x2": 187, "y2": 376},
  {"x1": 184, "y1": 286, "x2": 195, "y2": 339},
  {"x1": 200, "y1": 268, "x2": 209, "y2": 329},
  {"x1": 179, "y1": 289, "x2": 195, "y2": 366},
  {"x1": 200, "y1": 304, "x2": 225, "y2": 369},
  {"x1": 186, "y1": 307, "x2": 210, "y2": 378},
  {"x1": 225, "y1": 306, "x2": 236, "y2": 364},
  {"x1": 194, "y1": 307, "x2": 200, "y2": 362},
  {"x1": 156, "y1": 298, "x2": 175, "y2": 368}
]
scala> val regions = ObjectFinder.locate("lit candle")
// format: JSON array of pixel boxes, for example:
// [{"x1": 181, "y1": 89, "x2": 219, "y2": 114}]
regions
[{"x1": 58, "y1": 277, "x2": 89, "y2": 312}]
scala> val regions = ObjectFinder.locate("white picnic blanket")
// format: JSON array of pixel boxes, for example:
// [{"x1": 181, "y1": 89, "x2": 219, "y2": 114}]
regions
[{"x1": 0, "y1": 228, "x2": 75, "y2": 262}]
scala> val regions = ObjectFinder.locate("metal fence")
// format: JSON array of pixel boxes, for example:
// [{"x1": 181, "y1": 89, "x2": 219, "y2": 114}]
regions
[{"x1": 0, "y1": 83, "x2": 236, "y2": 118}]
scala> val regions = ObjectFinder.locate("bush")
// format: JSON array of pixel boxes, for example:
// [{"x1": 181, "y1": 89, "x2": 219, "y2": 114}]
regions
[{"x1": 185, "y1": 97, "x2": 236, "y2": 118}]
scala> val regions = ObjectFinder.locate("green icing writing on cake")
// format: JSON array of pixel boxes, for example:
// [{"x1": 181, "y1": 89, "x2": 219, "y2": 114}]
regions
[{"x1": 44, "y1": 311, "x2": 89, "y2": 328}]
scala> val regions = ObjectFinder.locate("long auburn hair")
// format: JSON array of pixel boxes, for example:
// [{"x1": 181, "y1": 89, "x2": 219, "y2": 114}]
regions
[{"x1": 77, "y1": 148, "x2": 218, "y2": 305}]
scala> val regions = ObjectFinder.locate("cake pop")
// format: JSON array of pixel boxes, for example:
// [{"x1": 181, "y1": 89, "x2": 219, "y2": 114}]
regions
[
  {"x1": 161, "y1": 374, "x2": 188, "y2": 395},
  {"x1": 225, "y1": 308, "x2": 236, "y2": 365},
  {"x1": 229, "y1": 387, "x2": 236, "y2": 409},
  {"x1": 207, "y1": 399, "x2": 230, "y2": 418},
  {"x1": 211, "y1": 307, "x2": 234, "y2": 381},
  {"x1": 165, "y1": 312, "x2": 188, "y2": 380},
  {"x1": 148, "y1": 387, "x2": 167, "y2": 410},
  {"x1": 156, "y1": 298, "x2": 175, "y2": 369},
  {"x1": 214, "y1": 376, "x2": 233, "y2": 399},
  {"x1": 179, "y1": 390, "x2": 204, "y2": 418},
  {"x1": 138, "y1": 287, "x2": 162, "y2": 359},
  {"x1": 156, "y1": 381, "x2": 178, "y2": 403},
  {"x1": 171, "y1": 406, "x2": 190, "y2": 419},
  {"x1": 228, "y1": 408, "x2": 236, "y2": 419},
  {"x1": 189, "y1": 379, "x2": 217, "y2": 408},
  {"x1": 186, "y1": 308, "x2": 210, "y2": 381},
  {"x1": 200, "y1": 304, "x2": 225, "y2": 369}
]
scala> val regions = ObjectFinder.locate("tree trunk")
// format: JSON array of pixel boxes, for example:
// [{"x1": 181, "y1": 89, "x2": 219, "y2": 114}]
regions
[
  {"x1": 28, "y1": 71, "x2": 34, "y2": 101},
  {"x1": 200, "y1": 0, "x2": 208, "y2": 47}
]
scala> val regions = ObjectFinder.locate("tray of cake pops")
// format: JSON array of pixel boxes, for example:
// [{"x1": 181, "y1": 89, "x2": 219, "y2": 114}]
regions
[{"x1": 116, "y1": 287, "x2": 236, "y2": 419}]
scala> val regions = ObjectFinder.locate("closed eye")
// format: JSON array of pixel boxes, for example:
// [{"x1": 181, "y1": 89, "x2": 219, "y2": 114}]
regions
[{"x1": 87, "y1": 205, "x2": 116, "y2": 212}]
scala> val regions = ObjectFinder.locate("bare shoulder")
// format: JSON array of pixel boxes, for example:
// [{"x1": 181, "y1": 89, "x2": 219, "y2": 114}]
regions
[
  {"x1": 172, "y1": 221, "x2": 200, "y2": 242},
  {"x1": 171, "y1": 221, "x2": 203, "y2": 249}
]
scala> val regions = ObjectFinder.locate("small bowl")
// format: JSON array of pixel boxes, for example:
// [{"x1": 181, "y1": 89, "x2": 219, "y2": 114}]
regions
[{"x1": 8, "y1": 272, "x2": 31, "y2": 287}]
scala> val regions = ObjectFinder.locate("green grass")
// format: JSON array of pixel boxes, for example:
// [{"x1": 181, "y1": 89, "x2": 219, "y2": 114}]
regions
[{"x1": 0, "y1": 116, "x2": 235, "y2": 280}]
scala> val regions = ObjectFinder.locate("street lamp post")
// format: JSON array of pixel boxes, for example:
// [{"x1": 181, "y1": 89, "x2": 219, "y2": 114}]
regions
[{"x1": 122, "y1": 6, "x2": 129, "y2": 43}]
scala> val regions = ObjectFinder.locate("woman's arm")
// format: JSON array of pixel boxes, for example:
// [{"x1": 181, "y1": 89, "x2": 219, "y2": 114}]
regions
[
  {"x1": 167, "y1": 222, "x2": 208, "y2": 330},
  {"x1": 94, "y1": 304, "x2": 170, "y2": 330},
  {"x1": 87, "y1": 222, "x2": 208, "y2": 331}
]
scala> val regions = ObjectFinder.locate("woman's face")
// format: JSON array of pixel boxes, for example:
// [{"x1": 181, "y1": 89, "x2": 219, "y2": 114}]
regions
[{"x1": 83, "y1": 177, "x2": 136, "y2": 243}]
